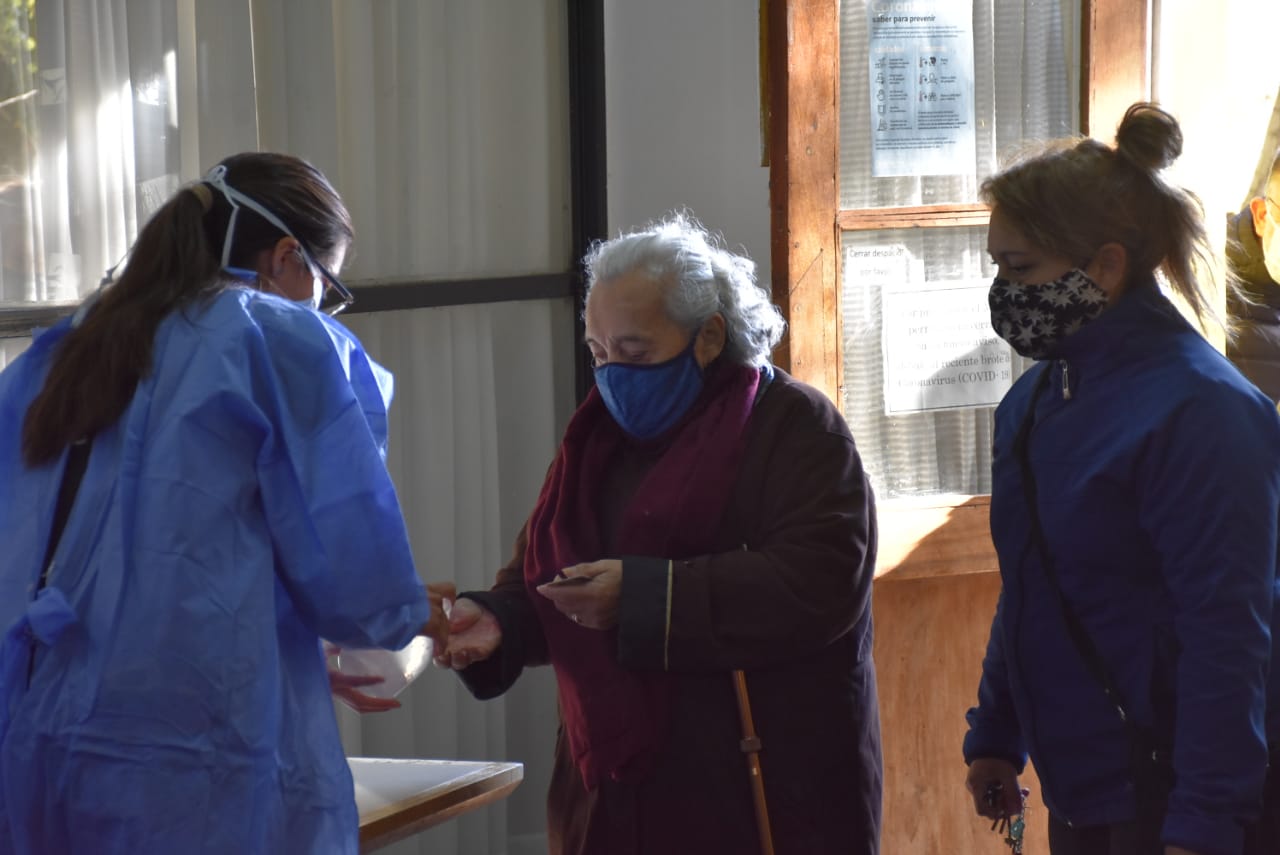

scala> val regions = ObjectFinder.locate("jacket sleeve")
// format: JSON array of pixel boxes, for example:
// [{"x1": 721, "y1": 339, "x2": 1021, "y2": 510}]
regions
[
  {"x1": 1139, "y1": 387, "x2": 1280, "y2": 855},
  {"x1": 456, "y1": 521, "x2": 551, "y2": 699},
  {"x1": 253, "y1": 306, "x2": 430, "y2": 651},
  {"x1": 616, "y1": 393, "x2": 876, "y2": 672},
  {"x1": 962, "y1": 589, "x2": 1029, "y2": 772}
]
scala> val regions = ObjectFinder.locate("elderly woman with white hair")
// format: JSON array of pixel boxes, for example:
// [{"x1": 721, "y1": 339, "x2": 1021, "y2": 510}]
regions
[{"x1": 437, "y1": 213, "x2": 882, "y2": 855}]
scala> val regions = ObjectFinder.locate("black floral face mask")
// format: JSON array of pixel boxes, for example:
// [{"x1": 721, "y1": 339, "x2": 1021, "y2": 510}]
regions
[{"x1": 988, "y1": 268, "x2": 1110, "y2": 360}]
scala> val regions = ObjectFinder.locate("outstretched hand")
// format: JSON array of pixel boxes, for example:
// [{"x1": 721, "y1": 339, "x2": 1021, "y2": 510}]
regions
[
  {"x1": 420, "y1": 581, "x2": 457, "y2": 647},
  {"x1": 434, "y1": 597, "x2": 502, "y2": 670}
]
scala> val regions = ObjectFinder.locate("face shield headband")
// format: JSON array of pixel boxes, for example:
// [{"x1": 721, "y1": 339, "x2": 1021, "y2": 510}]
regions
[{"x1": 202, "y1": 165, "x2": 354, "y2": 316}]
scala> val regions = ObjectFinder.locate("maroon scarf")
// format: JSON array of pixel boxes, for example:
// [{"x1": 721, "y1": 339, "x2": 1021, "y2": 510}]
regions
[{"x1": 524, "y1": 363, "x2": 761, "y2": 788}]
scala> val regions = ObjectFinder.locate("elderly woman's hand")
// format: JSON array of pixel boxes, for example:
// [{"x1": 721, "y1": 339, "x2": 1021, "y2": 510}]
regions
[
  {"x1": 535, "y1": 559, "x2": 622, "y2": 630},
  {"x1": 434, "y1": 597, "x2": 502, "y2": 670},
  {"x1": 418, "y1": 581, "x2": 457, "y2": 650}
]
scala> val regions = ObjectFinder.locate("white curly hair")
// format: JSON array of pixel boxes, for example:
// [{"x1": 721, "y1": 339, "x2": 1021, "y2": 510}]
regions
[{"x1": 582, "y1": 211, "x2": 785, "y2": 367}]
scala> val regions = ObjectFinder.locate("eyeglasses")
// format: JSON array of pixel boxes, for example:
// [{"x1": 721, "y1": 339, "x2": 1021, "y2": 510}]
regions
[
  {"x1": 305, "y1": 251, "x2": 355, "y2": 317},
  {"x1": 1266, "y1": 196, "x2": 1280, "y2": 219}
]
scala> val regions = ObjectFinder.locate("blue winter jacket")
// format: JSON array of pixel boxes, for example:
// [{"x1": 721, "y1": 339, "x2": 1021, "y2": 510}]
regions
[
  {"x1": 964, "y1": 284, "x2": 1280, "y2": 855},
  {"x1": 0, "y1": 289, "x2": 431, "y2": 854}
]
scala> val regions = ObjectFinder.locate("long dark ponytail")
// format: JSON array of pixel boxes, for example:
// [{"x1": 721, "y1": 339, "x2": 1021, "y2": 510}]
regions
[{"x1": 21, "y1": 152, "x2": 353, "y2": 465}]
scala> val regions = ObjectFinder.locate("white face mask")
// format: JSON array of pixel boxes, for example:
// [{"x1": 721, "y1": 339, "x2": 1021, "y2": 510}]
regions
[
  {"x1": 264, "y1": 253, "x2": 323, "y2": 310},
  {"x1": 286, "y1": 268, "x2": 324, "y2": 311},
  {"x1": 225, "y1": 266, "x2": 322, "y2": 311}
]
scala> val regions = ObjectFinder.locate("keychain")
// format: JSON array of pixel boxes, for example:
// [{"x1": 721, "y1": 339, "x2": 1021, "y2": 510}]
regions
[{"x1": 983, "y1": 782, "x2": 1029, "y2": 854}]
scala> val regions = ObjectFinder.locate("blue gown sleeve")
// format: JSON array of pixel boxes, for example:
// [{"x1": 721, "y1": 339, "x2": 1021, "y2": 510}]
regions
[
  {"x1": 250, "y1": 304, "x2": 429, "y2": 650},
  {"x1": 963, "y1": 588, "x2": 1029, "y2": 772}
]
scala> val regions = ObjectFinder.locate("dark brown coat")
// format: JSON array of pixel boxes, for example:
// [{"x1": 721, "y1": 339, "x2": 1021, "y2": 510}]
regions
[{"x1": 460, "y1": 368, "x2": 881, "y2": 855}]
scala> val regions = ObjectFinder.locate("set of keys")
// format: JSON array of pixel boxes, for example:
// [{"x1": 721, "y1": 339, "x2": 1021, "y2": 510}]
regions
[{"x1": 982, "y1": 782, "x2": 1029, "y2": 854}]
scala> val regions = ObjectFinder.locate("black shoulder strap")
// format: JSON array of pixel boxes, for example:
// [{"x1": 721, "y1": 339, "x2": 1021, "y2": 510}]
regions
[
  {"x1": 37, "y1": 441, "x2": 92, "y2": 592},
  {"x1": 1012, "y1": 366, "x2": 1146, "y2": 742}
]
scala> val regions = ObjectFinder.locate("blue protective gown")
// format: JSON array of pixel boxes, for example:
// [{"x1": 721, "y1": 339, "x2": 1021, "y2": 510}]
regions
[{"x1": 0, "y1": 289, "x2": 431, "y2": 854}]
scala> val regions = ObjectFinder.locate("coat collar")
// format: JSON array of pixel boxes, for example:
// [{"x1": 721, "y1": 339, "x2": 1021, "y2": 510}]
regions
[{"x1": 1050, "y1": 280, "x2": 1190, "y2": 368}]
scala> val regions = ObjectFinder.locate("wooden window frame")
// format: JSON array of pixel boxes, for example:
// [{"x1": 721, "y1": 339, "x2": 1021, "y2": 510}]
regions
[{"x1": 766, "y1": 0, "x2": 1150, "y2": 575}]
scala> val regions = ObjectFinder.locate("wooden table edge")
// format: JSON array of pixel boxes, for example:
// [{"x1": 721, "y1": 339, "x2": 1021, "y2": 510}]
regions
[{"x1": 358, "y1": 763, "x2": 523, "y2": 853}]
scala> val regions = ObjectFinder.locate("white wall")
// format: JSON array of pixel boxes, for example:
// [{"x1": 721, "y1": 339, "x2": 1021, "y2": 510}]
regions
[
  {"x1": 1154, "y1": 0, "x2": 1280, "y2": 220},
  {"x1": 604, "y1": 0, "x2": 772, "y2": 284},
  {"x1": 1150, "y1": 0, "x2": 1280, "y2": 341}
]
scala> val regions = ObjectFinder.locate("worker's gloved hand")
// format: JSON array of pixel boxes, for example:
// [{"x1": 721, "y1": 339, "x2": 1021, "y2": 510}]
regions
[{"x1": 328, "y1": 663, "x2": 401, "y2": 713}]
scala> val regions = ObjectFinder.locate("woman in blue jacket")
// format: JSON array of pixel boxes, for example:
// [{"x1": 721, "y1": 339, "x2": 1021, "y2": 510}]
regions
[
  {"x1": 0, "y1": 153, "x2": 451, "y2": 853},
  {"x1": 963, "y1": 103, "x2": 1280, "y2": 855}
]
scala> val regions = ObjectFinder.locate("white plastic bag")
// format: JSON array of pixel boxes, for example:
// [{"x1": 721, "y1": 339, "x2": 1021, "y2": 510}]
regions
[{"x1": 330, "y1": 636, "x2": 434, "y2": 700}]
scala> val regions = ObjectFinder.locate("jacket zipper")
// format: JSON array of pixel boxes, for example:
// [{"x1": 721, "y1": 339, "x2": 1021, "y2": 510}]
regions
[{"x1": 1010, "y1": 363, "x2": 1076, "y2": 820}]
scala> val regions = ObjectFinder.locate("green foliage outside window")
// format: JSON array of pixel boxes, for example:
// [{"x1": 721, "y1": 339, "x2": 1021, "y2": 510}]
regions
[{"x1": 0, "y1": 0, "x2": 36, "y2": 189}]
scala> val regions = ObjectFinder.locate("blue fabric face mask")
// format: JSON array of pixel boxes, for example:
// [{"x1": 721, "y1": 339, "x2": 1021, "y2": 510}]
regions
[{"x1": 594, "y1": 337, "x2": 704, "y2": 440}]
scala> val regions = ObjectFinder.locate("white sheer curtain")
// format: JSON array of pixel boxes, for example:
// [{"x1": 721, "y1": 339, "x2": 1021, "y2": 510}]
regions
[
  {"x1": 341, "y1": 301, "x2": 573, "y2": 855},
  {"x1": 250, "y1": 0, "x2": 571, "y2": 282},
  {"x1": 0, "y1": 0, "x2": 258, "y2": 345},
  {"x1": 0, "y1": 0, "x2": 189, "y2": 304},
  {"x1": 0, "y1": 338, "x2": 28, "y2": 368}
]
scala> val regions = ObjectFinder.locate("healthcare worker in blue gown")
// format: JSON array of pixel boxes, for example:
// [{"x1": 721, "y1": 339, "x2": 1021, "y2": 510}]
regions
[{"x1": 0, "y1": 152, "x2": 452, "y2": 854}]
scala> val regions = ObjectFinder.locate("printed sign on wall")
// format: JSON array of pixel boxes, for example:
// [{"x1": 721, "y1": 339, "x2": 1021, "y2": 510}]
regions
[
  {"x1": 846, "y1": 244, "x2": 1011, "y2": 414},
  {"x1": 867, "y1": 1, "x2": 977, "y2": 177}
]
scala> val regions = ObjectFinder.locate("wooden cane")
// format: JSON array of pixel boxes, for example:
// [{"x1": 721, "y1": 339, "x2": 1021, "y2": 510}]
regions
[{"x1": 732, "y1": 669, "x2": 776, "y2": 855}]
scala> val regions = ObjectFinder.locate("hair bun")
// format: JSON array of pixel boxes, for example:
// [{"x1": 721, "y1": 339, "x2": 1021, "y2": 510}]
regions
[{"x1": 1114, "y1": 102, "x2": 1182, "y2": 172}]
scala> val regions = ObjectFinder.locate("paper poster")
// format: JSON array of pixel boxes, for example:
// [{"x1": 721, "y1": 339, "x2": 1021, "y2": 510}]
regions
[
  {"x1": 847, "y1": 245, "x2": 1011, "y2": 414},
  {"x1": 867, "y1": 1, "x2": 977, "y2": 177}
]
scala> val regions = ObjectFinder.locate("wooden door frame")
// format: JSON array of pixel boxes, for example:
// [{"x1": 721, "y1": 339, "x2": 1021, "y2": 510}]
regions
[
  {"x1": 766, "y1": 0, "x2": 1150, "y2": 576},
  {"x1": 765, "y1": 0, "x2": 842, "y2": 401}
]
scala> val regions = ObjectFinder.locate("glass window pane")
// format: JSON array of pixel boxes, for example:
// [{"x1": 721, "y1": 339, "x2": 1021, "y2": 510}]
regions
[
  {"x1": 1, "y1": 0, "x2": 183, "y2": 304},
  {"x1": 253, "y1": 0, "x2": 573, "y2": 282},
  {"x1": 838, "y1": 0, "x2": 1074, "y2": 209},
  {"x1": 840, "y1": 227, "x2": 1033, "y2": 499}
]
